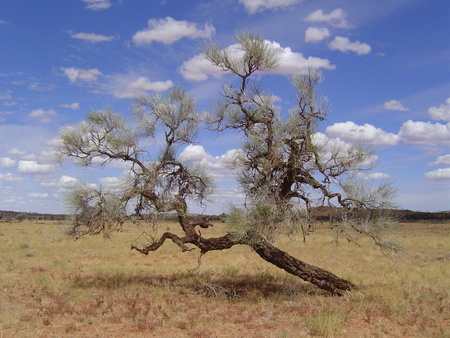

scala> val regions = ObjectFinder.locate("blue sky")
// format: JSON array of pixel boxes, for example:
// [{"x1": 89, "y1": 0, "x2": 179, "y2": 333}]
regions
[{"x1": 0, "y1": 0, "x2": 449, "y2": 214}]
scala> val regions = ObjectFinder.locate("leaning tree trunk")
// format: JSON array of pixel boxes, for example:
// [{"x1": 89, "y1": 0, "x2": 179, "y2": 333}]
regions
[
  {"x1": 133, "y1": 226, "x2": 356, "y2": 296},
  {"x1": 244, "y1": 234, "x2": 355, "y2": 296}
]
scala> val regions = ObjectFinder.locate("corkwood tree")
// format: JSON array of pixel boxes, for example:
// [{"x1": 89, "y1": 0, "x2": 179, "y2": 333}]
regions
[{"x1": 56, "y1": 32, "x2": 397, "y2": 296}]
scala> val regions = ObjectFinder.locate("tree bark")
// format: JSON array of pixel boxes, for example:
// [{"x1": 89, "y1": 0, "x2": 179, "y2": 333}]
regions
[{"x1": 244, "y1": 234, "x2": 355, "y2": 296}]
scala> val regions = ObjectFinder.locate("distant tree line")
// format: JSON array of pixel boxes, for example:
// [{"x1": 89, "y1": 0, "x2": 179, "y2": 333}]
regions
[
  {"x1": 0, "y1": 210, "x2": 66, "y2": 222},
  {"x1": 309, "y1": 207, "x2": 449, "y2": 223},
  {"x1": 0, "y1": 208, "x2": 447, "y2": 223}
]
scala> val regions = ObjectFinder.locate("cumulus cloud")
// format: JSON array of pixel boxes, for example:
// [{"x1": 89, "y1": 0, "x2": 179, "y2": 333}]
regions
[
  {"x1": 0, "y1": 173, "x2": 24, "y2": 182},
  {"x1": 179, "y1": 144, "x2": 209, "y2": 162},
  {"x1": 82, "y1": 0, "x2": 111, "y2": 11},
  {"x1": 39, "y1": 175, "x2": 78, "y2": 188},
  {"x1": 312, "y1": 132, "x2": 378, "y2": 167},
  {"x1": 356, "y1": 171, "x2": 393, "y2": 180},
  {"x1": 383, "y1": 99, "x2": 409, "y2": 111},
  {"x1": 428, "y1": 97, "x2": 450, "y2": 121},
  {"x1": 179, "y1": 40, "x2": 335, "y2": 82},
  {"x1": 398, "y1": 120, "x2": 450, "y2": 146},
  {"x1": 429, "y1": 154, "x2": 450, "y2": 166},
  {"x1": 267, "y1": 41, "x2": 335, "y2": 74},
  {"x1": 304, "y1": 8, "x2": 351, "y2": 28},
  {"x1": 70, "y1": 32, "x2": 115, "y2": 43},
  {"x1": 132, "y1": 17, "x2": 215, "y2": 45},
  {"x1": 59, "y1": 175, "x2": 79, "y2": 188},
  {"x1": 305, "y1": 27, "x2": 330, "y2": 43},
  {"x1": 17, "y1": 160, "x2": 54, "y2": 174},
  {"x1": 179, "y1": 144, "x2": 241, "y2": 178},
  {"x1": 29, "y1": 109, "x2": 57, "y2": 118},
  {"x1": 0, "y1": 157, "x2": 16, "y2": 168},
  {"x1": 179, "y1": 54, "x2": 226, "y2": 82},
  {"x1": 239, "y1": 0, "x2": 302, "y2": 14},
  {"x1": 328, "y1": 36, "x2": 371, "y2": 55},
  {"x1": 364, "y1": 172, "x2": 393, "y2": 179},
  {"x1": 59, "y1": 102, "x2": 80, "y2": 109},
  {"x1": 99, "y1": 176, "x2": 125, "y2": 192},
  {"x1": 326, "y1": 121, "x2": 399, "y2": 146},
  {"x1": 61, "y1": 67, "x2": 102, "y2": 83},
  {"x1": 7, "y1": 147, "x2": 27, "y2": 156},
  {"x1": 423, "y1": 168, "x2": 450, "y2": 181},
  {"x1": 107, "y1": 75, "x2": 174, "y2": 98}
]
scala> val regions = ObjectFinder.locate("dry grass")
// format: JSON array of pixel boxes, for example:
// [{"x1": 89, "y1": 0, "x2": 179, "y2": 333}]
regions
[{"x1": 0, "y1": 219, "x2": 448, "y2": 337}]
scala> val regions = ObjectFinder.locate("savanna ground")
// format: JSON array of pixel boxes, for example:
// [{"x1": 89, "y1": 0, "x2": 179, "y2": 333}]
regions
[{"x1": 0, "y1": 218, "x2": 448, "y2": 337}]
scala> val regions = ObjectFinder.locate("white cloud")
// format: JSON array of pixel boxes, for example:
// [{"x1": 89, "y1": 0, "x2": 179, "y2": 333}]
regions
[
  {"x1": 28, "y1": 193, "x2": 49, "y2": 198},
  {"x1": 428, "y1": 97, "x2": 450, "y2": 121},
  {"x1": 305, "y1": 27, "x2": 330, "y2": 43},
  {"x1": 356, "y1": 171, "x2": 393, "y2": 180},
  {"x1": 304, "y1": 8, "x2": 351, "y2": 28},
  {"x1": 423, "y1": 168, "x2": 450, "y2": 181},
  {"x1": 39, "y1": 175, "x2": 78, "y2": 188},
  {"x1": 99, "y1": 176, "x2": 124, "y2": 192},
  {"x1": 239, "y1": 0, "x2": 301, "y2": 14},
  {"x1": 22, "y1": 153, "x2": 37, "y2": 161},
  {"x1": 0, "y1": 157, "x2": 16, "y2": 168},
  {"x1": 60, "y1": 175, "x2": 78, "y2": 187},
  {"x1": 383, "y1": 99, "x2": 409, "y2": 111},
  {"x1": 365, "y1": 172, "x2": 393, "y2": 179},
  {"x1": 17, "y1": 160, "x2": 54, "y2": 174},
  {"x1": 61, "y1": 67, "x2": 102, "y2": 83},
  {"x1": 59, "y1": 102, "x2": 80, "y2": 109},
  {"x1": 179, "y1": 144, "x2": 241, "y2": 178},
  {"x1": 267, "y1": 41, "x2": 336, "y2": 75},
  {"x1": 312, "y1": 132, "x2": 378, "y2": 167},
  {"x1": 329, "y1": 36, "x2": 371, "y2": 55},
  {"x1": 29, "y1": 109, "x2": 57, "y2": 118},
  {"x1": 7, "y1": 147, "x2": 27, "y2": 156},
  {"x1": 326, "y1": 121, "x2": 399, "y2": 146},
  {"x1": 108, "y1": 75, "x2": 174, "y2": 98},
  {"x1": 179, "y1": 144, "x2": 209, "y2": 162},
  {"x1": 132, "y1": 17, "x2": 215, "y2": 46},
  {"x1": 0, "y1": 173, "x2": 24, "y2": 182},
  {"x1": 179, "y1": 54, "x2": 225, "y2": 82},
  {"x1": 398, "y1": 120, "x2": 450, "y2": 146},
  {"x1": 429, "y1": 154, "x2": 450, "y2": 166},
  {"x1": 179, "y1": 40, "x2": 335, "y2": 82},
  {"x1": 82, "y1": 0, "x2": 111, "y2": 11},
  {"x1": 70, "y1": 32, "x2": 115, "y2": 43}
]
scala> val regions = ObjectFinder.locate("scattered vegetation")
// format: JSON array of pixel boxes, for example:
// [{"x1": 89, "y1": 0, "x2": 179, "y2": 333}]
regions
[{"x1": 0, "y1": 219, "x2": 448, "y2": 337}]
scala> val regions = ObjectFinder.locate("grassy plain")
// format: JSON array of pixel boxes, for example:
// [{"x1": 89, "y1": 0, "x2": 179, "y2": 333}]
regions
[{"x1": 0, "y1": 219, "x2": 448, "y2": 337}]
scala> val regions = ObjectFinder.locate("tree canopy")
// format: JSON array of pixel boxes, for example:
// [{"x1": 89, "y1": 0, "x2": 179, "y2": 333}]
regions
[{"x1": 56, "y1": 32, "x2": 397, "y2": 295}]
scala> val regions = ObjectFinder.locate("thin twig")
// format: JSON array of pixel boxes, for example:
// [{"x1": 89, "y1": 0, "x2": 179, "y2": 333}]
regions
[{"x1": 188, "y1": 252, "x2": 204, "y2": 273}]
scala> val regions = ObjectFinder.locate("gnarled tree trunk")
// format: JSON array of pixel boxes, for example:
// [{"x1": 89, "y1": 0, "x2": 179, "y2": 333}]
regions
[
  {"x1": 132, "y1": 221, "x2": 355, "y2": 296},
  {"x1": 245, "y1": 234, "x2": 354, "y2": 295}
]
